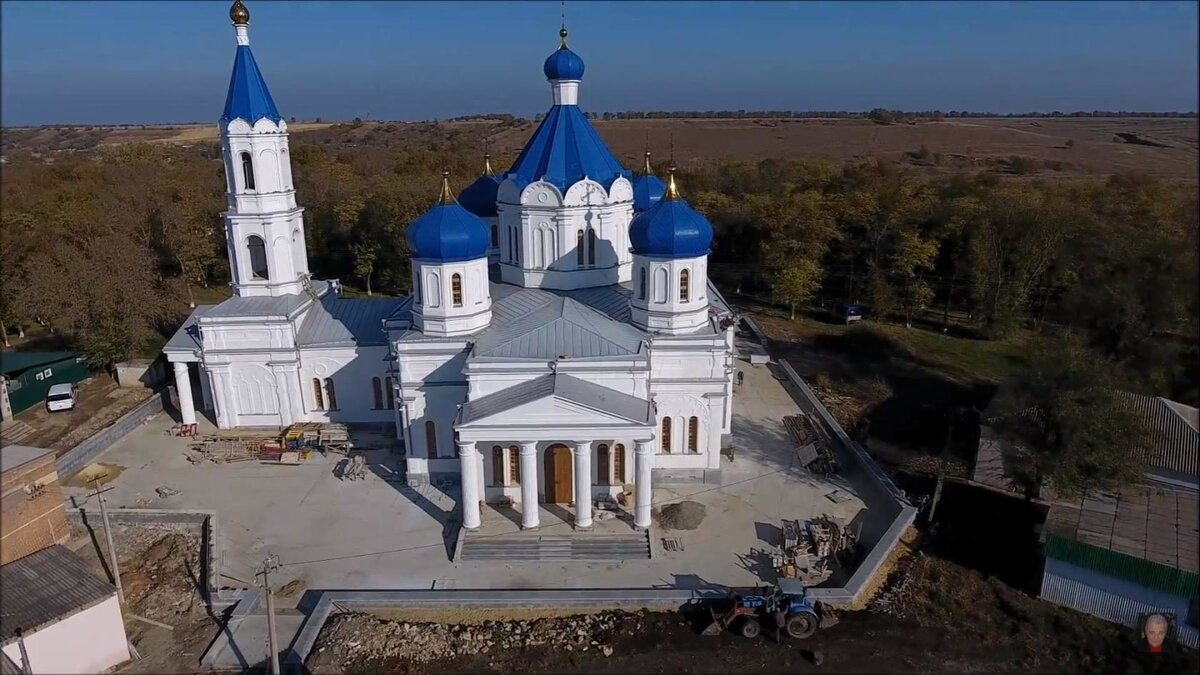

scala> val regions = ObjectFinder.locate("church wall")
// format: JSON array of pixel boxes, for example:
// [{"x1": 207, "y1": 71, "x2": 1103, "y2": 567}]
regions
[
  {"x1": 298, "y1": 346, "x2": 395, "y2": 424},
  {"x1": 464, "y1": 359, "x2": 648, "y2": 399}
]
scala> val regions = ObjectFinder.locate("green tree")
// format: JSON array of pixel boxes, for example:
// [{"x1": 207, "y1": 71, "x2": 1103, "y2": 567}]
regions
[
  {"x1": 351, "y1": 242, "x2": 380, "y2": 296},
  {"x1": 771, "y1": 259, "x2": 823, "y2": 320},
  {"x1": 990, "y1": 335, "x2": 1145, "y2": 499}
]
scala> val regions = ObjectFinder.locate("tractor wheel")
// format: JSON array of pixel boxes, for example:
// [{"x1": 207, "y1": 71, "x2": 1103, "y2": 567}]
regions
[
  {"x1": 786, "y1": 613, "x2": 818, "y2": 639},
  {"x1": 739, "y1": 617, "x2": 761, "y2": 639}
]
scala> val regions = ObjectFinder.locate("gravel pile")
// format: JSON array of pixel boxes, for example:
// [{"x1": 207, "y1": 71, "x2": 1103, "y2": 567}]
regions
[
  {"x1": 311, "y1": 610, "x2": 642, "y2": 668},
  {"x1": 657, "y1": 501, "x2": 706, "y2": 530}
]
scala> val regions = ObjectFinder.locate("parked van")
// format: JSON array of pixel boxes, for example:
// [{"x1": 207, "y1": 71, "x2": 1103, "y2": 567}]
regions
[
  {"x1": 45, "y1": 383, "x2": 77, "y2": 412},
  {"x1": 834, "y1": 303, "x2": 863, "y2": 325}
]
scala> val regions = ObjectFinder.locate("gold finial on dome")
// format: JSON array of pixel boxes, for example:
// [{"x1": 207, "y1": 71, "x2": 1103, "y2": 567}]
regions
[
  {"x1": 665, "y1": 166, "x2": 681, "y2": 200},
  {"x1": 438, "y1": 171, "x2": 455, "y2": 204},
  {"x1": 643, "y1": 151, "x2": 653, "y2": 175},
  {"x1": 230, "y1": 0, "x2": 250, "y2": 25},
  {"x1": 559, "y1": 27, "x2": 569, "y2": 49},
  {"x1": 483, "y1": 153, "x2": 494, "y2": 177}
]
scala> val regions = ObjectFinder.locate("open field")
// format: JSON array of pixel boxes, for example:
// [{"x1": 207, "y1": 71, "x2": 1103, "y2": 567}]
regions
[{"x1": 5, "y1": 116, "x2": 1196, "y2": 179}]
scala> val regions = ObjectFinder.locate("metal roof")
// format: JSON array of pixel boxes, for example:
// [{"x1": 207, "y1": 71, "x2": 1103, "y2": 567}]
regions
[
  {"x1": 503, "y1": 104, "x2": 631, "y2": 193},
  {"x1": 296, "y1": 295, "x2": 404, "y2": 348},
  {"x1": 0, "y1": 445, "x2": 54, "y2": 475},
  {"x1": 459, "y1": 373, "x2": 652, "y2": 426},
  {"x1": 406, "y1": 202, "x2": 491, "y2": 263},
  {"x1": 472, "y1": 293, "x2": 644, "y2": 360},
  {"x1": 203, "y1": 283, "x2": 327, "y2": 319},
  {"x1": 630, "y1": 192, "x2": 714, "y2": 259},
  {"x1": 221, "y1": 45, "x2": 282, "y2": 125},
  {"x1": 0, "y1": 545, "x2": 117, "y2": 643},
  {"x1": 1118, "y1": 392, "x2": 1199, "y2": 478},
  {"x1": 0, "y1": 351, "x2": 82, "y2": 377},
  {"x1": 162, "y1": 305, "x2": 215, "y2": 354}
]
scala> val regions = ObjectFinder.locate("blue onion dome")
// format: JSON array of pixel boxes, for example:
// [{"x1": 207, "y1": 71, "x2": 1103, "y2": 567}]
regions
[
  {"x1": 406, "y1": 172, "x2": 491, "y2": 262},
  {"x1": 629, "y1": 168, "x2": 714, "y2": 258},
  {"x1": 632, "y1": 151, "x2": 667, "y2": 212},
  {"x1": 544, "y1": 28, "x2": 585, "y2": 80},
  {"x1": 458, "y1": 154, "x2": 500, "y2": 217}
]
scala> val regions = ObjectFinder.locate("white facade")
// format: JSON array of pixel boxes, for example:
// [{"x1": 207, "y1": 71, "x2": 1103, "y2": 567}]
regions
[
  {"x1": 164, "y1": 4, "x2": 737, "y2": 533},
  {"x1": 1, "y1": 595, "x2": 129, "y2": 675}
]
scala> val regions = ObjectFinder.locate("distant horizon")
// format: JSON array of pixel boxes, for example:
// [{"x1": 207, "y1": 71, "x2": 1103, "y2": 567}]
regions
[
  {"x1": 2, "y1": 1, "x2": 1197, "y2": 126},
  {"x1": 4, "y1": 109, "x2": 1199, "y2": 130}
]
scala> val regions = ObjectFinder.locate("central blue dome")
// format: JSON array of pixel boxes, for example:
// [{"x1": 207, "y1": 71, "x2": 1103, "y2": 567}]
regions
[
  {"x1": 544, "y1": 40, "x2": 585, "y2": 80},
  {"x1": 458, "y1": 173, "x2": 500, "y2": 218},
  {"x1": 406, "y1": 177, "x2": 490, "y2": 262},
  {"x1": 629, "y1": 182, "x2": 714, "y2": 258}
]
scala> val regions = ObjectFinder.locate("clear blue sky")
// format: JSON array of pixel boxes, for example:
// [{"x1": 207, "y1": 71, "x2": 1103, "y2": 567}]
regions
[{"x1": 2, "y1": 1, "x2": 1197, "y2": 125}]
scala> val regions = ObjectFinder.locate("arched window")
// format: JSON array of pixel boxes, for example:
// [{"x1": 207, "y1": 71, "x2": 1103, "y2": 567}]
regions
[
  {"x1": 614, "y1": 444, "x2": 626, "y2": 483},
  {"x1": 425, "y1": 421, "x2": 437, "y2": 459},
  {"x1": 451, "y1": 273, "x2": 463, "y2": 307},
  {"x1": 385, "y1": 377, "x2": 394, "y2": 409},
  {"x1": 490, "y1": 224, "x2": 498, "y2": 248},
  {"x1": 247, "y1": 235, "x2": 269, "y2": 280},
  {"x1": 372, "y1": 377, "x2": 383, "y2": 410},
  {"x1": 680, "y1": 269, "x2": 690, "y2": 302},
  {"x1": 639, "y1": 268, "x2": 647, "y2": 300},
  {"x1": 509, "y1": 445, "x2": 520, "y2": 484},
  {"x1": 427, "y1": 272, "x2": 440, "y2": 308},
  {"x1": 597, "y1": 443, "x2": 610, "y2": 484},
  {"x1": 535, "y1": 229, "x2": 545, "y2": 268},
  {"x1": 688, "y1": 416, "x2": 699, "y2": 452},
  {"x1": 661, "y1": 417, "x2": 672, "y2": 453},
  {"x1": 576, "y1": 230, "x2": 585, "y2": 266},
  {"x1": 324, "y1": 378, "x2": 338, "y2": 410},
  {"x1": 312, "y1": 378, "x2": 324, "y2": 410},
  {"x1": 492, "y1": 446, "x2": 504, "y2": 486},
  {"x1": 240, "y1": 151, "x2": 255, "y2": 191},
  {"x1": 587, "y1": 228, "x2": 596, "y2": 266}
]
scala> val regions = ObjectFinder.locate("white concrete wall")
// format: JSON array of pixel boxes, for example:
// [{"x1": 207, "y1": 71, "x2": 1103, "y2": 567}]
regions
[
  {"x1": 631, "y1": 254, "x2": 710, "y2": 334},
  {"x1": 411, "y1": 257, "x2": 492, "y2": 336},
  {"x1": 1, "y1": 595, "x2": 129, "y2": 675},
  {"x1": 298, "y1": 346, "x2": 395, "y2": 424}
]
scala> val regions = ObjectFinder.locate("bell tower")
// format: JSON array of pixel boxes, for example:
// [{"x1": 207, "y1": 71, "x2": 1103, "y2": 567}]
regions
[{"x1": 220, "y1": 0, "x2": 310, "y2": 298}]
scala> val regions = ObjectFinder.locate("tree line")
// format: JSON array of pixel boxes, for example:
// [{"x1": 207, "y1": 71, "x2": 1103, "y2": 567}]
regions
[{"x1": 1, "y1": 124, "x2": 1195, "y2": 415}]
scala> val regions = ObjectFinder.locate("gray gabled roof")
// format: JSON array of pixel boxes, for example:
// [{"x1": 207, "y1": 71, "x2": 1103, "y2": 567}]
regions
[
  {"x1": 472, "y1": 294, "x2": 645, "y2": 360},
  {"x1": 459, "y1": 373, "x2": 653, "y2": 426},
  {"x1": 163, "y1": 305, "x2": 215, "y2": 354},
  {"x1": 296, "y1": 294, "x2": 404, "y2": 348},
  {"x1": 0, "y1": 545, "x2": 117, "y2": 643},
  {"x1": 1118, "y1": 392, "x2": 1199, "y2": 478},
  {"x1": 202, "y1": 280, "x2": 332, "y2": 320}
]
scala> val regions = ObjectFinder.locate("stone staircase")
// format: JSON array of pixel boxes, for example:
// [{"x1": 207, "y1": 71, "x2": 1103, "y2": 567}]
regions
[
  {"x1": 461, "y1": 530, "x2": 651, "y2": 562},
  {"x1": 1, "y1": 419, "x2": 37, "y2": 444}
]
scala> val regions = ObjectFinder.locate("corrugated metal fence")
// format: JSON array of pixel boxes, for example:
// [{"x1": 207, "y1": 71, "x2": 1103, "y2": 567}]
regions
[{"x1": 1042, "y1": 567, "x2": 1199, "y2": 649}]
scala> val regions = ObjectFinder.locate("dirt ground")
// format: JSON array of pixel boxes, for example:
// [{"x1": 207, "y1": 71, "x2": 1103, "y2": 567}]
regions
[
  {"x1": 305, "y1": 551, "x2": 1198, "y2": 674},
  {"x1": 68, "y1": 522, "x2": 223, "y2": 674},
  {"x1": 13, "y1": 375, "x2": 153, "y2": 452}
]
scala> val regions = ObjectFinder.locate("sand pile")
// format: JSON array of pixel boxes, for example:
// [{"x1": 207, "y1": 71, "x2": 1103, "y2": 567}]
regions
[{"x1": 657, "y1": 501, "x2": 706, "y2": 530}]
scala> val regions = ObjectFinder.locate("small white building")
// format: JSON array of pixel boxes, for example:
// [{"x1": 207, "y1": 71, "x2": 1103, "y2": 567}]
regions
[
  {"x1": 165, "y1": 1, "x2": 738, "y2": 532},
  {"x1": 0, "y1": 545, "x2": 130, "y2": 674}
]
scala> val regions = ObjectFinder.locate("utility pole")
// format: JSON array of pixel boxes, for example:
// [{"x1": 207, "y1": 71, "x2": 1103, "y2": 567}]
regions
[
  {"x1": 93, "y1": 479, "x2": 123, "y2": 604},
  {"x1": 257, "y1": 554, "x2": 281, "y2": 675}
]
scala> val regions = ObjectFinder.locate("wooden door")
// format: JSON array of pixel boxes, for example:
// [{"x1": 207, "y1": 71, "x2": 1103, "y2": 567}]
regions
[{"x1": 544, "y1": 444, "x2": 573, "y2": 503}]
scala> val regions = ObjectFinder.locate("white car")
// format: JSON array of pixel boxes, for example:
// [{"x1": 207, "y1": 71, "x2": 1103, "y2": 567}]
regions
[{"x1": 45, "y1": 383, "x2": 78, "y2": 412}]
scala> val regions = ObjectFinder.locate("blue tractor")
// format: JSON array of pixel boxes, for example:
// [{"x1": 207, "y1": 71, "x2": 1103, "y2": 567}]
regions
[{"x1": 701, "y1": 579, "x2": 832, "y2": 640}]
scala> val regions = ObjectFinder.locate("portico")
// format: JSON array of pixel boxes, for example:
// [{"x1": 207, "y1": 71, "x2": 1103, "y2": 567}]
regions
[{"x1": 454, "y1": 373, "x2": 657, "y2": 531}]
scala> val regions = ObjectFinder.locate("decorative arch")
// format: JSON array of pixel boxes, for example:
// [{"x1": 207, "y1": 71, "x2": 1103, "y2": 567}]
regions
[
  {"x1": 680, "y1": 268, "x2": 691, "y2": 302},
  {"x1": 688, "y1": 416, "x2": 700, "y2": 452},
  {"x1": 654, "y1": 267, "x2": 668, "y2": 304},
  {"x1": 597, "y1": 443, "x2": 610, "y2": 484},
  {"x1": 427, "y1": 270, "x2": 441, "y2": 308},
  {"x1": 661, "y1": 417, "x2": 673, "y2": 453},
  {"x1": 576, "y1": 230, "x2": 585, "y2": 266},
  {"x1": 311, "y1": 378, "x2": 324, "y2": 410},
  {"x1": 247, "y1": 235, "x2": 269, "y2": 280}
]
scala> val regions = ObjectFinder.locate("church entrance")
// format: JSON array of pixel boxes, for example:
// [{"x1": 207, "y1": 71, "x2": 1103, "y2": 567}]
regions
[{"x1": 543, "y1": 444, "x2": 573, "y2": 504}]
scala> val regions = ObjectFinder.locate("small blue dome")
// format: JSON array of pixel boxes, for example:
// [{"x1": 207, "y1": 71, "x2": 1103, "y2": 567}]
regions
[
  {"x1": 629, "y1": 188, "x2": 714, "y2": 259},
  {"x1": 633, "y1": 173, "x2": 666, "y2": 212},
  {"x1": 544, "y1": 47, "x2": 585, "y2": 80},
  {"x1": 406, "y1": 179, "x2": 490, "y2": 262},
  {"x1": 458, "y1": 174, "x2": 500, "y2": 218}
]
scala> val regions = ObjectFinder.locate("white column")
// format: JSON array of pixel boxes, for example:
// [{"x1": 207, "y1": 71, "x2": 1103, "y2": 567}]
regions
[
  {"x1": 573, "y1": 441, "x2": 593, "y2": 530},
  {"x1": 634, "y1": 440, "x2": 654, "y2": 530},
  {"x1": 208, "y1": 367, "x2": 231, "y2": 428},
  {"x1": 173, "y1": 362, "x2": 196, "y2": 426},
  {"x1": 519, "y1": 441, "x2": 539, "y2": 530},
  {"x1": 458, "y1": 441, "x2": 481, "y2": 530}
]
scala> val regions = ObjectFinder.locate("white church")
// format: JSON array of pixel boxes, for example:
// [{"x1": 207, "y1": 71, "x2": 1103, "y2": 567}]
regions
[{"x1": 165, "y1": 1, "x2": 738, "y2": 532}]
